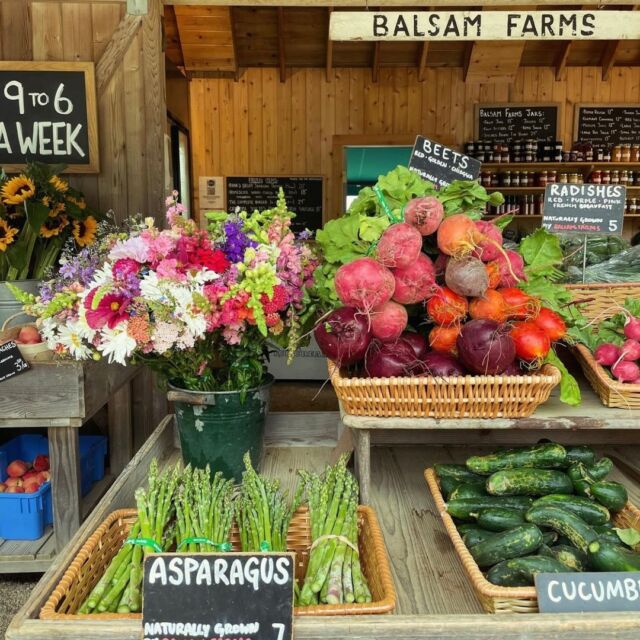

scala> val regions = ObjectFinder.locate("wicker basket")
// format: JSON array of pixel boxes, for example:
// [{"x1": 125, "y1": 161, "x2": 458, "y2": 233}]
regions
[
  {"x1": 573, "y1": 343, "x2": 640, "y2": 409},
  {"x1": 330, "y1": 361, "x2": 561, "y2": 419},
  {"x1": 41, "y1": 506, "x2": 396, "y2": 620},
  {"x1": 565, "y1": 282, "x2": 640, "y2": 322},
  {"x1": 424, "y1": 468, "x2": 640, "y2": 614}
]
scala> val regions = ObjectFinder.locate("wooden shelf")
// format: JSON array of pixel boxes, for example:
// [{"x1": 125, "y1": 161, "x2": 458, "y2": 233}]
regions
[
  {"x1": 0, "y1": 526, "x2": 56, "y2": 574},
  {"x1": 481, "y1": 162, "x2": 640, "y2": 170},
  {"x1": 487, "y1": 186, "x2": 640, "y2": 193}
]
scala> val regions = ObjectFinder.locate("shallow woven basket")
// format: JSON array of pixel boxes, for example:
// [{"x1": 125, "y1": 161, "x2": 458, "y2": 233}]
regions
[
  {"x1": 565, "y1": 282, "x2": 640, "y2": 322},
  {"x1": 424, "y1": 468, "x2": 640, "y2": 614},
  {"x1": 41, "y1": 506, "x2": 396, "y2": 620},
  {"x1": 573, "y1": 343, "x2": 640, "y2": 409},
  {"x1": 330, "y1": 361, "x2": 561, "y2": 419}
]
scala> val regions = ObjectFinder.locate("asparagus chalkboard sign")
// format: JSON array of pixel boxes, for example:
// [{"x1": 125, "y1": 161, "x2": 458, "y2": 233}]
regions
[
  {"x1": 575, "y1": 104, "x2": 640, "y2": 146},
  {"x1": 142, "y1": 553, "x2": 294, "y2": 640},
  {"x1": 0, "y1": 341, "x2": 30, "y2": 383},
  {"x1": 475, "y1": 103, "x2": 560, "y2": 142},
  {"x1": 226, "y1": 176, "x2": 323, "y2": 232},
  {"x1": 0, "y1": 61, "x2": 99, "y2": 173},
  {"x1": 408, "y1": 135, "x2": 480, "y2": 188},
  {"x1": 543, "y1": 184, "x2": 625, "y2": 235}
]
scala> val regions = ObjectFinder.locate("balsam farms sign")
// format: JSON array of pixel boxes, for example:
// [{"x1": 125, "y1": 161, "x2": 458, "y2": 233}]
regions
[
  {"x1": 0, "y1": 61, "x2": 99, "y2": 173},
  {"x1": 330, "y1": 11, "x2": 640, "y2": 41}
]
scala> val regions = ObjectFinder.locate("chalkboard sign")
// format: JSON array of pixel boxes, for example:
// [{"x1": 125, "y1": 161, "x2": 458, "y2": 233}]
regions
[
  {"x1": 408, "y1": 135, "x2": 480, "y2": 188},
  {"x1": 226, "y1": 176, "x2": 323, "y2": 233},
  {"x1": 575, "y1": 104, "x2": 640, "y2": 146},
  {"x1": 536, "y1": 572, "x2": 640, "y2": 613},
  {"x1": 143, "y1": 553, "x2": 294, "y2": 640},
  {"x1": 0, "y1": 61, "x2": 98, "y2": 173},
  {"x1": 543, "y1": 184, "x2": 625, "y2": 235},
  {"x1": 475, "y1": 103, "x2": 559, "y2": 142},
  {"x1": 0, "y1": 341, "x2": 30, "y2": 383}
]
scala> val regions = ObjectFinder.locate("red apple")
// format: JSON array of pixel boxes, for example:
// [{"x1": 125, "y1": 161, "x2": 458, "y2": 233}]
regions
[
  {"x1": 37, "y1": 471, "x2": 51, "y2": 483},
  {"x1": 23, "y1": 470, "x2": 40, "y2": 481},
  {"x1": 7, "y1": 459, "x2": 29, "y2": 478},
  {"x1": 17, "y1": 325, "x2": 42, "y2": 345},
  {"x1": 23, "y1": 480, "x2": 40, "y2": 493},
  {"x1": 33, "y1": 454, "x2": 50, "y2": 472},
  {"x1": 5, "y1": 477, "x2": 23, "y2": 487},
  {"x1": 6, "y1": 486, "x2": 25, "y2": 493},
  {"x1": 0, "y1": 483, "x2": 6, "y2": 492}
]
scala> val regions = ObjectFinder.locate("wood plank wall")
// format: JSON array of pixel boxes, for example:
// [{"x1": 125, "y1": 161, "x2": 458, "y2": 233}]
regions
[{"x1": 190, "y1": 66, "x2": 640, "y2": 231}]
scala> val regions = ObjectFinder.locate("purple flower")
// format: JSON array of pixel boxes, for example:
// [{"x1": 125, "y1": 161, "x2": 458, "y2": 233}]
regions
[{"x1": 222, "y1": 221, "x2": 256, "y2": 263}]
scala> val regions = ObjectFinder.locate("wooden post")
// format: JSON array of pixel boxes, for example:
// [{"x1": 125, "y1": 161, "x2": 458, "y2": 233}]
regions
[
  {"x1": 352, "y1": 428, "x2": 371, "y2": 505},
  {"x1": 107, "y1": 382, "x2": 133, "y2": 476}
]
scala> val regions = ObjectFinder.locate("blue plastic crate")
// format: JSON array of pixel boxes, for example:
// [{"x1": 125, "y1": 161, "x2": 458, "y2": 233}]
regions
[
  {"x1": 79, "y1": 435, "x2": 108, "y2": 496},
  {"x1": 0, "y1": 482, "x2": 53, "y2": 540},
  {"x1": 0, "y1": 434, "x2": 49, "y2": 483}
]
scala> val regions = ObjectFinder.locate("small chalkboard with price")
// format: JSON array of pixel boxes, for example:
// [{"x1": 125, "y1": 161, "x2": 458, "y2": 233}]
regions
[
  {"x1": 475, "y1": 103, "x2": 560, "y2": 143},
  {"x1": 0, "y1": 61, "x2": 99, "y2": 173},
  {"x1": 142, "y1": 553, "x2": 295, "y2": 640},
  {"x1": 0, "y1": 341, "x2": 30, "y2": 383}
]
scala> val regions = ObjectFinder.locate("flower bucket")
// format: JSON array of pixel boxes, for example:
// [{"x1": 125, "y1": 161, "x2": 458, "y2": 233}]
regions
[{"x1": 168, "y1": 375, "x2": 274, "y2": 483}]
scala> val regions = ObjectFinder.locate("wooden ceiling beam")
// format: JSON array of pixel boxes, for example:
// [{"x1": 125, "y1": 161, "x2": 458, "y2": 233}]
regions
[
  {"x1": 277, "y1": 7, "x2": 286, "y2": 83},
  {"x1": 418, "y1": 42, "x2": 429, "y2": 82},
  {"x1": 372, "y1": 41, "x2": 381, "y2": 82},
  {"x1": 230, "y1": 6, "x2": 239, "y2": 80},
  {"x1": 555, "y1": 41, "x2": 572, "y2": 80},
  {"x1": 462, "y1": 41, "x2": 473, "y2": 82},
  {"x1": 326, "y1": 7, "x2": 333, "y2": 82},
  {"x1": 167, "y1": 1, "x2": 640, "y2": 6},
  {"x1": 601, "y1": 40, "x2": 621, "y2": 81}
]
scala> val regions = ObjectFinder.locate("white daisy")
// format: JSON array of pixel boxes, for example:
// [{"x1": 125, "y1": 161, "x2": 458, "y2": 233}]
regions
[
  {"x1": 140, "y1": 271, "x2": 164, "y2": 302},
  {"x1": 57, "y1": 324, "x2": 93, "y2": 359},
  {"x1": 98, "y1": 326, "x2": 136, "y2": 365}
]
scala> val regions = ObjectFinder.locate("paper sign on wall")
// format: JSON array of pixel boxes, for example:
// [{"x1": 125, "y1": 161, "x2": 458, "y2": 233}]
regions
[{"x1": 199, "y1": 176, "x2": 225, "y2": 212}]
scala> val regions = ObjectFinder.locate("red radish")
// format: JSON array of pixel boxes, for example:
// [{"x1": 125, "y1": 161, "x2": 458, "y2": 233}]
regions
[
  {"x1": 434, "y1": 253, "x2": 448, "y2": 278},
  {"x1": 533, "y1": 307, "x2": 567, "y2": 341},
  {"x1": 403, "y1": 196, "x2": 444, "y2": 236},
  {"x1": 371, "y1": 301, "x2": 408, "y2": 342},
  {"x1": 0, "y1": 483, "x2": 6, "y2": 492},
  {"x1": 314, "y1": 307, "x2": 372, "y2": 366},
  {"x1": 401, "y1": 332, "x2": 428, "y2": 359},
  {"x1": 422, "y1": 351, "x2": 466, "y2": 377},
  {"x1": 426, "y1": 287, "x2": 468, "y2": 326},
  {"x1": 612, "y1": 360, "x2": 640, "y2": 383},
  {"x1": 496, "y1": 250, "x2": 525, "y2": 288},
  {"x1": 376, "y1": 223, "x2": 423, "y2": 269},
  {"x1": 469, "y1": 290, "x2": 508, "y2": 324},
  {"x1": 23, "y1": 480, "x2": 40, "y2": 493},
  {"x1": 33, "y1": 454, "x2": 49, "y2": 472},
  {"x1": 7, "y1": 460, "x2": 29, "y2": 478},
  {"x1": 37, "y1": 471, "x2": 51, "y2": 483},
  {"x1": 334, "y1": 258, "x2": 395, "y2": 312},
  {"x1": 365, "y1": 338, "x2": 426, "y2": 378},
  {"x1": 624, "y1": 316, "x2": 640, "y2": 341},
  {"x1": 472, "y1": 221, "x2": 503, "y2": 262},
  {"x1": 485, "y1": 261, "x2": 501, "y2": 289},
  {"x1": 6, "y1": 486, "x2": 25, "y2": 494},
  {"x1": 392, "y1": 253, "x2": 436, "y2": 305},
  {"x1": 17, "y1": 325, "x2": 42, "y2": 344},
  {"x1": 456, "y1": 319, "x2": 516, "y2": 375},
  {"x1": 620, "y1": 339, "x2": 640, "y2": 362},
  {"x1": 594, "y1": 343, "x2": 620, "y2": 366},
  {"x1": 445, "y1": 256, "x2": 489, "y2": 298},
  {"x1": 5, "y1": 477, "x2": 22, "y2": 488},
  {"x1": 429, "y1": 325, "x2": 460, "y2": 354},
  {"x1": 510, "y1": 322, "x2": 551, "y2": 362},
  {"x1": 499, "y1": 287, "x2": 539, "y2": 320}
]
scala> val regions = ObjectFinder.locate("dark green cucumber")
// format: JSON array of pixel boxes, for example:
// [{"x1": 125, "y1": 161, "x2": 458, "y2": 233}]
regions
[
  {"x1": 440, "y1": 476, "x2": 461, "y2": 499},
  {"x1": 533, "y1": 494, "x2": 610, "y2": 525},
  {"x1": 486, "y1": 556, "x2": 570, "y2": 587},
  {"x1": 463, "y1": 529, "x2": 496, "y2": 548},
  {"x1": 587, "y1": 457, "x2": 613, "y2": 481},
  {"x1": 548, "y1": 544, "x2": 589, "y2": 571},
  {"x1": 477, "y1": 508, "x2": 526, "y2": 532},
  {"x1": 457, "y1": 523, "x2": 484, "y2": 535},
  {"x1": 556, "y1": 535, "x2": 573, "y2": 547},
  {"x1": 565, "y1": 446, "x2": 596, "y2": 467},
  {"x1": 446, "y1": 496, "x2": 534, "y2": 521},
  {"x1": 595, "y1": 521, "x2": 615, "y2": 531},
  {"x1": 435, "y1": 464, "x2": 487, "y2": 485},
  {"x1": 567, "y1": 463, "x2": 594, "y2": 497},
  {"x1": 590, "y1": 481, "x2": 628, "y2": 511},
  {"x1": 450, "y1": 483, "x2": 487, "y2": 500},
  {"x1": 588, "y1": 539, "x2": 640, "y2": 572},
  {"x1": 542, "y1": 531, "x2": 559, "y2": 546},
  {"x1": 487, "y1": 469, "x2": 573, "y2": 497},
  {"x1": 525, "y1": 505, "x2": 598, "y2": 553},
  {"x1": 596, "y1": 528, "x2": 624, "y2": 546},
  {"x1": 469, "y1": 524, "x2": 543, "y2": 568},
  {"x1": 466, "y1": 444, "x2": 567, "y2": 475}
]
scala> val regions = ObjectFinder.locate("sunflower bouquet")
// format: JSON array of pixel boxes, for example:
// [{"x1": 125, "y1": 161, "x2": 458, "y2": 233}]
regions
[{"x1": 0, "y1": 162, "x2": 99, "y2": 281}]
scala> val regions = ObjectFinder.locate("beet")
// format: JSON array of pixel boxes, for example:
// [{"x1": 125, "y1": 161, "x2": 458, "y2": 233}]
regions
[
  {"x1": 445, "y1": 256, "x2": 489, "y2": 298},
  {"x1": 364, "y1": 339, "x2": 426, "y2": 378},
  {"x1": 314, "y1": 307, "x2": 371, "y2": 366},
  {"x1": 401, "y1": 331, "x2": 428, "y2": 359},
  {"x1": 456, "y1": 319, "x2": 516, "y2": 375},
  {"x1": 334, "y1": 257, "x2": 395, "y2": 312},
  {"x1": 421, "y1": 351, "x2": 466, "y2": 377},
  {"x1": 376, "y1": 223, "x2": 423, "y2": 269},
  {"x1": 392, "y1": 253, "x2": 436, "y2": 305}
]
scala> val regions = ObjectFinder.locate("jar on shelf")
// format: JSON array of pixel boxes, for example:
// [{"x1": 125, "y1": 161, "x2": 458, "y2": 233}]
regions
[
  {"x1": 521, "y1": 172, "x2": 529, "y2": 187},
  {"x1": 595, "y1": 147, "x2": 605, "y2": 162},
  {"x1": 622, "y1": 144, "x2": 632, "y2": 162},
  {"x1": 603, "y1": 148, "x2": 612, "y2": 162},
  {"x1": 585, "y1": 147, "x2": 594, "y2": 162},
  {"x1": 630, "y1": 198, "x2": 638, "y2": 214},
  {"x1": 559, "y1": 172, "x2": 569, "y2": 184},
  {"x1": 612, "y1": 145, "x2": 622, "y2": 162},
  {"x1": 481, "y1": 171, "x2": 492, "y2": 187},
  {"x1": 512, "y1": 171, "x2": 521, "y2": 187},
  {"x1": 569, "y1": 172, "x2": 581, "y2": 184},
  {"x1": 590, "y1": 170, "x2": 602, "y2": 184},
  {"x1": 538, "y1": 171, "x2": 548, "y2": 187},
  {"x1": 621, "y1": 170, "x2": 630, "y2": 185},
  {"x1": 548, "y1": 170, "x2": 557, "y2": 184},
  {"x1": 632, "y1": 144, "x2": 640, "y2": 162},
  {"x1": 563, "y1": 151, "x2": 571, "y2": 162},
  {"x1": 502, "y1": 171, "x2": 512, "y2": 187},
  {"x1": 491, "y1": 173, "x2": 500, "y2": 187},
  {"x1": 602, "y1": 170, "x2": 611, "y2": 184},
  {"x1": 611, "y1": 170, "x2": 620, "y2": 184}
]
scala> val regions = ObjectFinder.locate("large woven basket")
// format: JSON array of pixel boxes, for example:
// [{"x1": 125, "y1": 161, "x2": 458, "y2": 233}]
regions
[
  {"x1": 573, "y1": 343, "x2": 640, "y2": 409},
  {"x1": 41, "y1": 506, "x2": 396, "y2": 620},
  {"x1": 424, "y1": 468, "x2": 640, "y2": 614},
  {"x1": 565, "y1": 282, "x2": 640, "y2": 321},
  {"x1": 330, "y1": 361, "x2": 561, "y2": 419}
]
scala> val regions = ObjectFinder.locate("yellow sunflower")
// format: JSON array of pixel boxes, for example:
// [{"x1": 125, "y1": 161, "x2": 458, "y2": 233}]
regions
[
  {"x1": 1, "y1": 176, "x2": 35, "y2": 205},
  {"x1": 73, "y1": 216, "x2": 97, "y2": 247},
  {"x1": 42, "y1": 196, "x2": 51, "y2": 207},
  {"x1": 49, "y1": 175, "x2": 69, "y2": 193},
  {"x1": 0, "y1": 219, "x2": 18, "y2": 251},
  {"x1": 40, "y1": 214, "x2": 68, "y2": 238},
  {"x1": 48, "y1": 201, "x2": 66, "y2": 217},
  {"x1": 66, "y1": 195, "x2": 87, "y2": 210}
]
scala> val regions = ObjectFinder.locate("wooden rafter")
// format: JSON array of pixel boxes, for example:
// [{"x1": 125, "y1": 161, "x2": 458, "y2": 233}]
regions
[
  {"x1": 462, "y1": 42, "x2": 473, "y2": 82},
  {"x1": 418, "y1": 41, "x2": 429, "y2": 82},
  {"x1": 230, "y1": 6, "x2": 239, "y2": 80},
  {"x1": 372, "y1": 41, "x2": 381, "y2": 82},
  {"x1": 601, "y1": 40, "x2": 620, "y2": 81},
  {"x1": 278, "y1": 7, "x2": 286, "y2": 83},
  {"x1": 326, "y1": 7, "x2": 333, "y2": 82},
  {"x1": 555, "y1": 41, "x2": 572, "y2": 80}
]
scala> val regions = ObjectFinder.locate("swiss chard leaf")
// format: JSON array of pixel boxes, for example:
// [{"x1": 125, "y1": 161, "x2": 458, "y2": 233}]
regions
[{"x1": 544, "y1": 349, "x2": 581, "y2": 406}]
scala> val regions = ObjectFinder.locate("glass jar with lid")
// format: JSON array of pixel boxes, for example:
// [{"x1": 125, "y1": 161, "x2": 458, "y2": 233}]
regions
[
  {"x1": 538, "y1": 171, "x2": 548, "y2": 187},
  {"x1": 612, "y1": 145, "x2": 622, "y2": 162},
  {"x1": 622, "y1": 145, "x2": 632, "y2": 162},
  {"x1": 502, "y1": 171, "x2": 512, "y2": 187},
  {"x1": 602, "y1": 170, "x2": 611, "y2": 184},
  {"x1": 621, "y1": 170, "x2": 630, "y2": 185},
  {"x1": 591, "y1": 170, "x2": 602, "y2": 184},
  {"x1": 611, "y1": 170, "x2": 620, "y2": 184}
]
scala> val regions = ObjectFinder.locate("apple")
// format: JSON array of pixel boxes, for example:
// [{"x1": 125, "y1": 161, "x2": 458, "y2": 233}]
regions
[
  {"x1": 7, "y1": 459, "x2": 29, "y2": 478},
  {"x1": 6, "y1": 486, "x2": 25, "y2": 493},
  {"x1": 17, "y1": 325, "x2": 42, "y2": 345},
  {"x1": 5, "y1": 477, "x2": 23, "y2": 487},
  {"x1": 0, "y1": 483, "x2": 6, "y2": 492},
  {"x1": 37, "y1": 471, "x2": 51, "y2": 484},
  {"x1": 33, "y1": 454, "x2": 50, "y2": 472},
  {"x1": 22, "y1": 470, "x2": 40, "y2": 481},
  {"x1": 23, "y1": 480, "x2": 40, "y2": 493}
]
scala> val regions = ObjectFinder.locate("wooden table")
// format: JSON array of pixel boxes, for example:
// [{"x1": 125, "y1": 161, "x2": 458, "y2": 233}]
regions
[
  {"x1": 8, "y1": 413, "x2": 640, "y2": 640},
  {"x1": 0, "y1": 360, "x2": 139, "y2": 573}
]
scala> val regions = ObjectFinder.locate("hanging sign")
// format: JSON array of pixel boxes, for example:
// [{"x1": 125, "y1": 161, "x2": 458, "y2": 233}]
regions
[
  {"x1": 142, "y1": 553, "x2": 295, "y2": 640},
  {"x1": 0, "y1": 61, "x2": 99, "y2": 173},
  {"x1": 408, "y1": 135, "x2": 480, "y2": 188},
  {"x1": 476, "y1": 104, "x2": 559, "y2": 143},
  {"x1": 0, "y1": 341, "x2": 30, "y2": 383},
  {"x1": 542, "y1": 184, "x2": 625, "y2": 235},
  {"x1": 575, "y1": 104, "x2": 640, "y2": 146},
  {"x1": 329, "y1": 11, "x2": 640, "y2": 41},
  {"x1": 536, "y1": 572, "x2": 640, "y2": 613}
]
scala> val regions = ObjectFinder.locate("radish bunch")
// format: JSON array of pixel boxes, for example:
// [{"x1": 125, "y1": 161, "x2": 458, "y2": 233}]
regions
[{"x1": 593, "y1": 316, "x2": 640, "y2": 384}]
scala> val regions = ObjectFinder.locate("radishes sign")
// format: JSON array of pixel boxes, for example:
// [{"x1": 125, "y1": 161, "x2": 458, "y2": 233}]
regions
[{"x1": 0, "y1": 62, "x2": 99, "y2": 173}]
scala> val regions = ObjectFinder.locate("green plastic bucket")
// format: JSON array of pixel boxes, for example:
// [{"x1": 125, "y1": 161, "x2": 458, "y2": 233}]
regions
[{"x1": 168, "y1": 374, "x2": 274, "y2": 483}]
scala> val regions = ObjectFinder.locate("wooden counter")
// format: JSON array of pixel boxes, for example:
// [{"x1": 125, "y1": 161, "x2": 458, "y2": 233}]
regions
[{"x1": 8, "y1": 413, "x2": 640, "y2": 640}]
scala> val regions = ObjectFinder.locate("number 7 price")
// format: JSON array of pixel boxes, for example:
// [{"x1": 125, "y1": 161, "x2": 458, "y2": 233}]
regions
[{"x1": 272, "y1": 623, "x2": 285, "y2": 640}]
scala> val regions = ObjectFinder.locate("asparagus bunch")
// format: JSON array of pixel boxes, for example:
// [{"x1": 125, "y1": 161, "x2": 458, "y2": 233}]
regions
[
  {"x1": 176, "y1": 465, "x2": 235, "y2": 552},
  {"x1": 298, "y1": 455, "x2": 371, "y2": 606},
  {"x1": 236, "y1": 452, "x2": 303, "y2": 552}
]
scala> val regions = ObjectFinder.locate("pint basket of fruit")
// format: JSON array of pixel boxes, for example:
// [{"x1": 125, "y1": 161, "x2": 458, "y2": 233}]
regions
[{"x1": 0, "y1": 313, "x2": 52, "y2": 362}]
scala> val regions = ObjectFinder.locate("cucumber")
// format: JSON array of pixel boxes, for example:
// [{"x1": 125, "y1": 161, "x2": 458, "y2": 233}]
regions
[
  {"x1": 463, "y1": 528, "x2": 496, "y2": 548},
  {"x1": 466, "y1": 443, "x2": 567, "y2": 475},
  {"x1": 596, "y1": 528, "x2": 624, "y2": 546},
  {"x1": 439, "y1": 476, "x2": 461, "y2": 499},
  {"x1": 548, "y1": 544, "x2": 589, "y2": 571},
  {"x1": 469, "y1": 524, "x2": 543, "y2": 568},
  {"x1": 435, "y1": 464, "x2": 487, "y2": 485},
  {"x1": 477, "y1": 508, "x2": 526, "y2": 532},
  {"x1": 525, "y1": 505, "x2": 598, "y2": 553},
  {"x1": 533, "y1": 494, "x2": 610, "y2": 525},
  {"x1": 565, "y1": 446, "x2": 596, "y2": 467},
  {"x1": 487, "y1": 469, "x2": 573, "y2": 497},
  {"x1": 595, "y1": 521, "x2": 615, "y2": 531},
  {"x1": 450, "y1": 483, "x2": 487, "y2": 500},
  {"x1": 588, "y1": 539, "x2": 640, "y2": 572},
  {"x1": 457, "y1": 523, "x2": 484, "y2": 535},
  {"x1": 486, "y1": 556, "x2": 571, "y2": 587},
  {"x1": 446, "y1": 496, "x2": 534, "y2": 521},
  {"x1": 542, "y1": 531, "x2": 559, "y2": 546},
  {"x1": 587, "y1": 457, "x2": 613, "y2": 481},
  {"x1": 591, "y1": 481, "x2": 628, "y2": 511},
  {"x1": 556, "y1": 535, "x2": 573, "y2": 547},
  {"x1": 567, "y1": 463, "x2": 594, "y2": 497}
]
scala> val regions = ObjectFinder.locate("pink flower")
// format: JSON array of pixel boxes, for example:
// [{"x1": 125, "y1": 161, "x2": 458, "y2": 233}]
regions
[
  {"x1": 112, "y1": 258, "x2": 140, "y2": 280},
  {"x1": 109, "y1": 236, "x2": 150, "y2": 263},
  {"x1": 156, "y1": 258, "x2": 185, "y2": 281},
  {"x1": 84, "y1": 289, "x2": 131, "y2": 330},
  {"x1": 223, "y1": 324, "x2": 243, "y2": 345}
]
